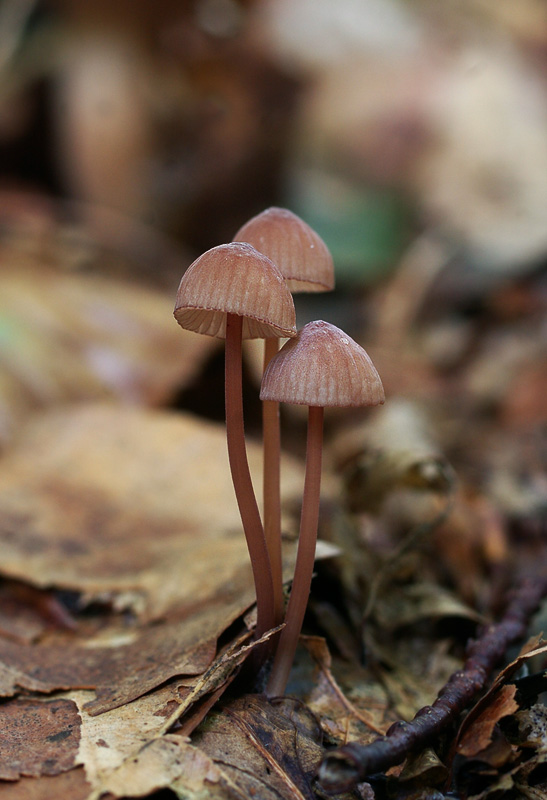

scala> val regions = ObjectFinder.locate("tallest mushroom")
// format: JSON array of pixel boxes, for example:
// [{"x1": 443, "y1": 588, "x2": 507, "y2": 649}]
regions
[{"x1": 174, "y1": 242, "x2": 296, "y2": 640}]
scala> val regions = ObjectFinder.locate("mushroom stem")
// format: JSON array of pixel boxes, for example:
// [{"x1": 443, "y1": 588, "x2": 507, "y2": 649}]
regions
[
  {"x1": 225, "y1": 313, "x2": 275, "y2": 640},
  {"x1": 266, "y1": 404, "x2": 324, "y2": 697},
  {"x1": 262, "y1": 336, "x2": 284, "y2": 627}
]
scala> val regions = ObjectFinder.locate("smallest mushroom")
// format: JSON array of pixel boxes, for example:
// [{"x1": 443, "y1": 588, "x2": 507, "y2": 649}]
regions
[{"x1": 261, "y1": 320, "x2": 385, "y2": 697}]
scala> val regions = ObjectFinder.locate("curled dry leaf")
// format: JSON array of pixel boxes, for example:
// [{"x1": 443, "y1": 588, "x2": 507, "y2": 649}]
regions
[
  {"x1": 454, "y1": 638, "x2": 547, "y2": 757},
  {"x1": 456, "y1": 683, "x2": 519, "y2": 759}
]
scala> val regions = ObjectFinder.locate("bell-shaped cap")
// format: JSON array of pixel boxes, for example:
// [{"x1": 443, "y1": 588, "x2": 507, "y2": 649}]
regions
[
  {"x1": 260, "y1": 320, "x2": 385, "y2": 407},
  {"x1": 174, "y1": 242, "x2": 297, "y2": 339},
  {"x1": 234, "y1": 207, "x2": 334, "y2": 293}
]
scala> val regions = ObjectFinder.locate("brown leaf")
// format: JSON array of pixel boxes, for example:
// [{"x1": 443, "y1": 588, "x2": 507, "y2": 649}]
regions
[
  {"x1": 0, "y1": 263, "x2": 216, "y2": 446},
  {"x1": 0, "y1": 404, "x2": 309, "y2": 728},
  {"x1": 75, "y1": 693, "x2": 328, "y2": 799},
  {"x1": 99, "y1": 737, "x2": 238, "y2": 800},
  {"x1": 0, "y1": 582, "x2": 72, "y2": 644},
  {"x1": 457, "y1": 684, "x2": 519, "y2": 757},
  {"x1": 0, "y1": 767, "x2": 92, "y2": 800},
  {"x1": 398, "y1": 748, "x2": 448, "y2": 785},
  {"x1": 0, "y1": 601, "x2": 244, "y2": 713},
  {"x1": 0, "y1": 698, "x2": 80, "y2": 780},
  {"x1": 374, "y1": 582, "x2": 482, "y2": 632},
  {"x1": 330, "y1": 398, "x2": 453, "y2": 519},
  {"x1": 0, "y1": 404, "x2": 304, "y2": 620},
  {"x1": 301, "y1": 636, "x2": 390, "y2": 741},
  {"x1": 168, "y1": 629, "x2": 272, "y2": 736},
  {"x1": 0, "y1": 639, "x2": 261, "y2": 794},
  {"x1": 69, "y1": 683, "x2": 193, "y2": 788},
  {"x1": 455, "y1": 639, "x2": 547, "y2": 756},
  {"x1": 191, "y1": 695, "x2": 324, "y2": 800},
  {"x1": 96, "y1": 736, "x2": 208, "y2": 799}
]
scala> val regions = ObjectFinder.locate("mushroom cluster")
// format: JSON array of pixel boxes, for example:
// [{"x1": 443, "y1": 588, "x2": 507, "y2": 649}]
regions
[{"x1": 174, "y1": 208, "x2": 384, "y2": 696}]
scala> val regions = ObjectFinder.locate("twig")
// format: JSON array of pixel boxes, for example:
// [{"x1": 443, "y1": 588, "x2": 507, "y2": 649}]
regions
[{"x1": 317, "y1": 575, "x2": 547, "y2": 793}]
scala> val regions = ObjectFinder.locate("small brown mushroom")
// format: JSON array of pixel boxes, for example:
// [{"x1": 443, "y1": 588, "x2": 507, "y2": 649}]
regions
[
  {"x1": 174, "y1": 242, "x2": 296, "y2": 641},
  {"x1": 260, "y1": 320, "x2": 384, "y2": 696},
  {"x1": 234, "y1": 208, "x2": 334, "y2": 626},
  {"x1": 234, "y1": 207, "x2": 334, "y2": 293}
]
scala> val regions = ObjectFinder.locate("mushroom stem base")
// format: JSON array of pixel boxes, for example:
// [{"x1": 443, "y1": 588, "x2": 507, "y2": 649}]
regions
[{"x1": 266, "y1": 404, "x2": 324, "y2": 697}]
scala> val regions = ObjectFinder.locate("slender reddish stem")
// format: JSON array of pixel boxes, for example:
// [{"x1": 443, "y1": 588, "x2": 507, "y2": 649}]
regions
[
  {"x1": 262, "y1": 336, "x2": 284, "y2": 627},
  {"x1": 266, "y1": 405, "x2": 324, "y2": 697},
  {"x1": 225, "y1": 313, "x2": 275, "y2": 640}
]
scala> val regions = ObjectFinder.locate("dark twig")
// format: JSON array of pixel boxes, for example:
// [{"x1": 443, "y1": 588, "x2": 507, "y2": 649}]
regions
[{"x1": 317, "y1": 575, "x2": 547, "y2": 793}]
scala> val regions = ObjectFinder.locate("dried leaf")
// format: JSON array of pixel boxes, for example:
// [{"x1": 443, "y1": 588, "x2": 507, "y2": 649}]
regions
[
  {"x1": 331, "y1": 399, "x2": 453, "y2": 519},
  {"x1": 455, "y1": 639, "x2": 547, "y2": 755},
  {"x1": 0, "y1": 589, "x2": 269, "y2": 715},
  {"x1": 398, "y1": 747, "x2": 448, "y2": 785},
  {"x1": 0, "y1": 637, "x2": 270, "y2": 794},
  {"x1": 375, "y1": 582, "x2": 482, "y2": 632},
  {"x1": 301, "y1": 636, "x2": 390, "y2": 741},
  {"x1": 517, "y1": 703, "x2": 547, "y2": 751},
  {"x1": 457, "y1": 684, "x2": 519, "y2": 757},
  {"x1": 0, "y1": 405, "x2": 310, "y2": 717},
  {"x1": 0, "y1": 404, "x2": 304, "y2": 620},
  {"x1": 191, "y1": 695, "x2": 324, "y2": 800},
  {"x1": 69, "y1": 684, "x2": 193, "y2": 788},
  {"x1": 91, "y1": 736, "x2": 195, "y2": 799},
  {"x1": 99, "y1": 737, "x2": 237, "y2": 800},
  {"x1": 0, "y1": 767, "x2": 92, "y2": 800},
  {"x1": 0, "y1": 264, "x2": 216, "y2": 446},
  {"x1": 0, "y1": 582, "x2": 71, "y2": 644},
  {"x1": 0, "y1": 697, "x2": 81, "y2": 780}
]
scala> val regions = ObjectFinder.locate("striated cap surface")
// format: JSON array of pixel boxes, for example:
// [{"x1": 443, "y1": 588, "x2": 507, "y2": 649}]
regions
[
  {"x1": 174, "y1": 242, "x2": 296, "y2": 339},
  {"x1": 260, "y1": 320, "x2": 385, "y2": 407},
  {"x1": 234, "y1": 207, "x2": 334, "y2": 293}
]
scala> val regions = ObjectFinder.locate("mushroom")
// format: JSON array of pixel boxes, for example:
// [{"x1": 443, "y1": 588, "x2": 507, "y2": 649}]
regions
[
  {"x1": 260, "y1": 320, "x2": 385, "y2": 696},
  {"x1": 234, "y1": 207, "x2": 334, "y2": 294},
  {"x1": 234, "y1": 208, "x2": 334, "y2": 625},
  {"x1": 174, "y1": 242, "x2": 296, "y2": 640}
]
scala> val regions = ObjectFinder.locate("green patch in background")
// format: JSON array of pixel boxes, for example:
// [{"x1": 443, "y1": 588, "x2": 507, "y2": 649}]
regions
[{"x1": 288, "y1": 169, "x2": 413, "y2": 285}]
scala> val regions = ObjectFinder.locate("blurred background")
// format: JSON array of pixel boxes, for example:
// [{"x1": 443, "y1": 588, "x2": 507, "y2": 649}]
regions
[
  {"x1": 0, "y1": 6, "x2": 547, "y2": 792},
  {"x1": 0, "y1": 0, "x2": 546, "y2": 449}
]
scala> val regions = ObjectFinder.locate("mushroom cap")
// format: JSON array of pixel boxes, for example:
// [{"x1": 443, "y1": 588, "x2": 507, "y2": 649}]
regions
[
  {"x1": 234, "y1": 207, "x2": 335, "y2": 293},
  {"x1": 174, "y1": 242, "x2": 297, "y2": 339},
  {"x1": 260, "y1": 320, "x2": 385, "y2": 407}
]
